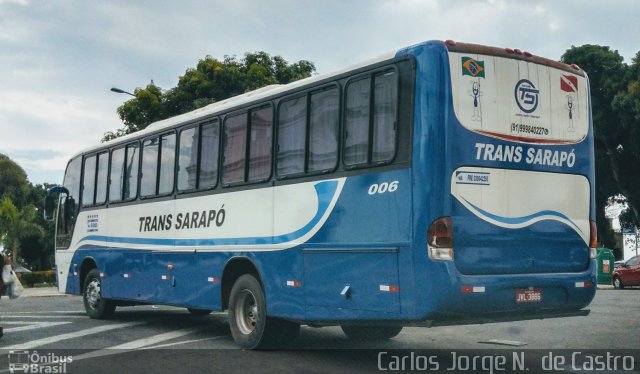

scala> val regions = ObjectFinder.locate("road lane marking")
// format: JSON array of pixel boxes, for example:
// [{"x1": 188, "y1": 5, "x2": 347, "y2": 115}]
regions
[
  {"x1": 2, "y1": 321, "x2": 72, "y2": 333},
  {"x1": 149, "y1": 335, "x2": 232, "y2": 349},
  {"x1": 71, "y1": 327, "x2": 204, "y2": 361},
  {"x1": 3, "y1": 321, "x2": 145, "y2": 350}
]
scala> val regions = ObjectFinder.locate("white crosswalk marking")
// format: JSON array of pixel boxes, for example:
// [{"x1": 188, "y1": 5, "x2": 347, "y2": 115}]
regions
[
  {"x1": 4, "y1": 321, "x2": 145, "y2": 350},
  {"x1": 2, "y1": 321, "x2": 71, "y2": 333},
  {"x1": 72, "y1": 327, "x2": 203, "y2": 361}
]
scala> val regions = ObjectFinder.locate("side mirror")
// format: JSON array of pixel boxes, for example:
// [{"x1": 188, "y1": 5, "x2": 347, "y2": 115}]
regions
[
  {"x1": 44, "y1": 195, "x2": 56, "y2": 221},
  {"x1": 43, "y1": 186, "x2": 70, "y2": 221}
]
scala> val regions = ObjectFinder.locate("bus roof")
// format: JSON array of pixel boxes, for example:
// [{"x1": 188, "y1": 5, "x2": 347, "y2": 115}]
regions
[
  {"x1": 71, "y1": 39, "x2": 584, "y2": 159},
  {"x1": 73, "y1": 49, "x2": 396, "y2": 158},
  {"x1": 445, "y1": 40, "x2": 585, "y2": 76}
]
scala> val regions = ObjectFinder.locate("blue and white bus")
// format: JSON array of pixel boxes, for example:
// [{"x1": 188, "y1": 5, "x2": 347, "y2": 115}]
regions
[{"x1": 45, "y1": 40, "x2": 597, "y2": 349}]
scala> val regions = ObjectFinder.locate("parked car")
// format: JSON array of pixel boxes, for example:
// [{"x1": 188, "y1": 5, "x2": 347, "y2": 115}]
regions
[
  {"x1": 614, "y1": 260, "x2": 625, "y2": 269},
  {"x1": 612, "y1": 255, "x2": 640, "y2": 289}
]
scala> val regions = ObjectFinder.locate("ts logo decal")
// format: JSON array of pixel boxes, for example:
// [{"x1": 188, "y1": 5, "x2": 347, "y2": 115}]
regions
[{"x1": 515, "y1": 79, "x2": 539, "y2": 113}]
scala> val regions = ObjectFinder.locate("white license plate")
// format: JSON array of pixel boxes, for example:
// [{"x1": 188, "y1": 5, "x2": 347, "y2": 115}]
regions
[{"x1": 515, "y1": 288, "x2": 543, "y2": 303}]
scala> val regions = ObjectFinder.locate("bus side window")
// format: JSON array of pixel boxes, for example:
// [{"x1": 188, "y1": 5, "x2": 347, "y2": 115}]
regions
[
  {"x1": 248, "y1": 105, "x2": 273, "y2": 182},
  {"x1": 309, "y1": 87, "x2": 339, "y2": 173},
  {"x1": 344, "y1": 77, "x2": 371, "y2": 166},
  {"x1": 344, "y1": 68, "x2": 398, "y2": 167},
  {"x1": 199, "y1": 120, "x2": 220, "y2": 189},
  {"x1": 81, "y1": 155, "x2": 97, "y2": 206},
  {"x1": 158, "y1": 132, "x2": 176, "y2": 195},
  {"x1": 222, "y1": 113, "x2": 247, "y2": 185},
  {"x1": 109, "y1": 147, "x2": 125, "y2": 202},
  {"x1": 372, "y1": 70, "x2": 398, "y2": 163},
  {"x1": 140, "y1": 138, "x2": 159, "y2": 197},
  {"x1": 124, "y1": 142, "x2": 139, "y2": 200},
  {"x1": 277, "y1": 96, "x2": 306, "y2": 177},
  {"x1": 95, "y1": 152, "x2": 109, "y2": 205},
  {"x1": 178, "y1": 126, "x2": 198, "y2": 191}
]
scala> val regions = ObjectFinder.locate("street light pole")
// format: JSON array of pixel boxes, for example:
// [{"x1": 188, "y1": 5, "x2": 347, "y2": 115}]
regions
[{"x1": 110, "y1": 87, "x2": 135, "y2": 97}]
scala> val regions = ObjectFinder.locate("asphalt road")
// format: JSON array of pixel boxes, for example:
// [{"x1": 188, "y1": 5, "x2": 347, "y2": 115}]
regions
[{"x1": 0, "y1": 288, "x2": 638, "y2": 373}]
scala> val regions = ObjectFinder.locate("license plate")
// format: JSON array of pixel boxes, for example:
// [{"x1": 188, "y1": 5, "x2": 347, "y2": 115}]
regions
[{"x1": 515, "y1": 288, "x2": 543, "y2": 303}]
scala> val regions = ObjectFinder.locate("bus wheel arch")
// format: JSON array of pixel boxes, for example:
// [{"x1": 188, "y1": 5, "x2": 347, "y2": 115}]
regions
[
  {"x1": 79, "y1": 257, "x2": 98, "y2": 293},
  {"x1": 221, "y1": 257, "x2": 262, "y2": 311}
]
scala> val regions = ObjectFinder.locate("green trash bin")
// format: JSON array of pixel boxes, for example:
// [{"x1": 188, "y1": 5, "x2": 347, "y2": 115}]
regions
[{"x1": 596, "y1": 248, "x2": 615, "y2": 285}]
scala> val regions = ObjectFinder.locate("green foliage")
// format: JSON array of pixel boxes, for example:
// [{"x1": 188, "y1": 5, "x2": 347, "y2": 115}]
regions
[
  {"x1": 0, "y1": 153, "x2": 29, "y2": 208},
  {"x1": 103, "y1": 52, "x2": 315, "y2": 142},
  {"x1": 0, "y1": 197, "x2": 43, "y2": 266},
  {"x1": 562, "y1": 45, "x2": 640, "y2": 245},
  {"x1": 0, "y1": 154, "x2": 54, "y2": 269}
]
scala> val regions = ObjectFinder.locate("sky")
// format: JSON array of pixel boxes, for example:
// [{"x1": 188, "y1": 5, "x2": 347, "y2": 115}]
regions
[{"x1": 0, "y1": 0, "x2": 639, "y2": 185}]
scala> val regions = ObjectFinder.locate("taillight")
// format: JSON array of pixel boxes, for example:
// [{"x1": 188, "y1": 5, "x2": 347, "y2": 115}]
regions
[
  {"x1": 589, "y1": 220, "x2": 597, "y2": 259},
  {"x1": 428, "y1": 217, "x2": 454, "y2": 261}
]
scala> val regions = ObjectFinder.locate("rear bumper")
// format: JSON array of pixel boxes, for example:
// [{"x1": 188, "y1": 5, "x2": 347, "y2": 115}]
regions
[{"x1": 413, "y1": 259, "x2": 597, "y2": 320}]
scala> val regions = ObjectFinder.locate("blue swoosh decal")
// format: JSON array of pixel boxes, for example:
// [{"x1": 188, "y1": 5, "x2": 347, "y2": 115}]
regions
[
  {"x1": 462, "y1": 197, "x2": 584, "y2": 234},
  {"x1": 78, "y1": 180, "x2": 339, "y2": 247}
]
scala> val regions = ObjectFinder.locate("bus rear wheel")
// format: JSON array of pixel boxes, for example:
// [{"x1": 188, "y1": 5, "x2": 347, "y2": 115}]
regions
[
  {"x1": 228, "y1": 274, "x2": 299, "y2": 349},
  {"x1": 83, "y1": 269, "x2": 116, "y2": 319},
  {"x1": 341, "y1": 325, "x2": 403, "y2": 341}
]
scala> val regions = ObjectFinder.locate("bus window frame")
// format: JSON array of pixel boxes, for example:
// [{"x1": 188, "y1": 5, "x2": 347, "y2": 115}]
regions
[
  {"x1": 139, "y1": 130, "x2": 177, "y2": 200},
  {"x1": 197, "y1": 117, "x2": 221, "y2": 191},
  {"x1": 177, "y1": 123, "x2": 201, "y2": 194},
  {"x1": 94, "y1": 150, "x2": 110, "y2": 206},
  {"x1": 275, "y1": 82, "x2": 341, "y2": 181},
  {"x1": 221, "y1": 102, "x2": 275, "y2": 188},
  {"x1": 123, "y1": 141, "x2": 141, "y2": 202},
  {"x1": 81, "y1": 153, "x2": 98, "y2": 208},
  {"x1": 108, "y1": 145, "x2": 127, "y2": 204},
  {"x1": 247, "y1": 103, "x2": 274, "y2": 184},
  {"x1": 342, "y1": 65, "x2": 400, "y2": 170}
]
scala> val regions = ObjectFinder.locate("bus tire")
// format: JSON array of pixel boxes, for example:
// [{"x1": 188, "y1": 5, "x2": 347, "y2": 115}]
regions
[
  {"x1": 228, "y1": 274, "x2": 283, "y2": 349},
  {"x1": 341, "y1": 325, "x2": 403, "y2": 341},
  {"x1": 187, "y1": 308, "x2": 212, "y2": 316},
  {"x1": 83, "y1": 269, "x2": 116, "y2": 319}
]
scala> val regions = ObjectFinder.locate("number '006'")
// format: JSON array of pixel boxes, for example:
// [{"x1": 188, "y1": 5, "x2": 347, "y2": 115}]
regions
[{"x1": 368, "y1": 181, "x2": 399, "y2": 195}]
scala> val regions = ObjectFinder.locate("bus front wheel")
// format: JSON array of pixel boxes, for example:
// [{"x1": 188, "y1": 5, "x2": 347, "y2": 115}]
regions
[
  {"x1": 341, "y1": 325, "x2": 403, "y2": 341},
  {"x1": 83, "y1": 269, "x2": 116, "y2": 319}
]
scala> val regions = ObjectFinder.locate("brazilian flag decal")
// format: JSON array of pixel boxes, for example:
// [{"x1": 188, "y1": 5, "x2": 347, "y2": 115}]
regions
[{"x1": 462, "y1": 57, "x2": 485, "y2": 78}]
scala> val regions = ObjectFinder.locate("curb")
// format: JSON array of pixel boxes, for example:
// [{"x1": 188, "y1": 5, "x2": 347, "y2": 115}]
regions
[{"x1": 19, "y1": 287, "x2": 67, "y2": 298}]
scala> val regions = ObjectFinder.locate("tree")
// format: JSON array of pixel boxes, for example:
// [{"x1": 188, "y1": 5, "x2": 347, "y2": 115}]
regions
[
  {"x1": 0, "y1": 197, "x2": 43, "y2": 266},
  {"x1": 561, "y1": 45, "x2": 635, "y2": 248},
  {"x1": 103, "y1": 52, "x2": 315, "y2": 142},
  {"x1": 0, "y1": 153, "x2": 29, "y2": 208},
  {"x1": 103, "y1": 83, "x2": 166, "y2": 141},
  {"x1": 611, "y1": 51, "x2": 640, "y2": 228}
]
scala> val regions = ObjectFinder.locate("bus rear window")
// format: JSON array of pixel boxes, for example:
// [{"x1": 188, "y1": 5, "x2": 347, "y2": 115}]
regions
[{"x1": 449, "y1": 52, "x2": 589, "y2": 144}]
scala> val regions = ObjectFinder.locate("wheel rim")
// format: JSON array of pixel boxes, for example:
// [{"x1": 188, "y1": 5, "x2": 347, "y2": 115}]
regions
[
  {"x1": 85, "y1": 278, "x2": 101, "y2": 310},
  {"x1": 235, "y1": 289, "x2": 259, "y2": 335},
  {"x1": 614, "y1": 278, "x2": 620, "y2": 288}
]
